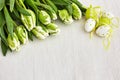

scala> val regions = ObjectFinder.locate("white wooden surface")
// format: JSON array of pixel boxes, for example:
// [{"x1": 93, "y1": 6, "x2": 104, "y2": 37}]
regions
[{"x1": 0, "y1": 0, "x2": 120, "y2": 80}]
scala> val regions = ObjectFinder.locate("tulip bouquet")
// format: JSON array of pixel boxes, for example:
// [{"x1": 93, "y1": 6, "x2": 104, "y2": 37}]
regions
[
  {"x1": 0, "y1": 0, "x2": 119, "y2": 56},
  {"x1": 0, "y1": 0, "x2": 86, "y2": 56}
]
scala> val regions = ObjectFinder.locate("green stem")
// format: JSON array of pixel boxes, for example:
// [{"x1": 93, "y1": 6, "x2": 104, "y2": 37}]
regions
[{"x1": 18, "y1": 0, "x2": 26, "y2": 9}]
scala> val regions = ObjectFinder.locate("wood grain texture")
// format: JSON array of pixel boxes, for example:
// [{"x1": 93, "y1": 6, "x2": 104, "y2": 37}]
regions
[{"x1": 0, "y1": 0, "x2": 120, "y2": 80}]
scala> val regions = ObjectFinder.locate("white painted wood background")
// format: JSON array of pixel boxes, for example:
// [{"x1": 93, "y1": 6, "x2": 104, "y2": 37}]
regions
[{"x1": 0, "y1": 0, "x2": 120, "y2": 80}]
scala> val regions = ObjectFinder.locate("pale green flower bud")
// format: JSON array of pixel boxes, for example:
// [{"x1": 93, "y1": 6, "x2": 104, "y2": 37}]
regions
[
  {"x1": 58, "y1": 9, "x2": 73, "y2": 24},
  {"x1": 32, "y1": 26, "x2": 49, "y2": 40},
  {"x1": 51, "y1": 11, "x2": 57, "y2": 20},
  {"x1": 46, "y1": 23, "x2": 60, "y2": 35},
  {"x1": 7, "y1": 33, "x2": 20, "y2": 51},
  {"x1": 21, "y1": 9, "x2": 36, "y2": 31},
  {"x1": 72, "y1": 3, "x2": 82, "y2": 20},
  {"x1": 38, "y1": 10, "x2": 51, "y2": 25},
  {"x1": 16, "y1": 25, "x2": 28, "y2": 44}
]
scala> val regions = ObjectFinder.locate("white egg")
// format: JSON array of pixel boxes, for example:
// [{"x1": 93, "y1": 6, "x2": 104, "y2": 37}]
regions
[
  {"x1": 102, "y1": 12, "x2": 114, "y2": 19},
  {"x1": 96, "y1": 25, "x2": 111, "y2": 37},
  {"x1": 85, "y1": 18, "x2": 96, "y2": 32}
]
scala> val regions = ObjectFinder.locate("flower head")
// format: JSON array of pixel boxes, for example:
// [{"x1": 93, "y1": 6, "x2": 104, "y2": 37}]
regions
[
  {"x1": 7, "y1": 33, "x2": 20, "y2": 51},
  {"x1": 72, "y1": 3, "x2": 82, "y2": 20},
  {"x1": 58, "y1": 9, "x2": 73, "y2": 24},
  {"x1": 16, "y1": 25, "x2": 28, "y2": 44},
  {"x1": 32, "y1": 26, "x2": 49, "y2": 40},
  {"x1": 38, "y1": 10, "x2": 51, "y2": 25},
  {"x1": 21, "y1": 9, "x2": 36, "y2": 31},
  {"x1": 46, "y1": 23, "x2": 60, "y2": 35}
]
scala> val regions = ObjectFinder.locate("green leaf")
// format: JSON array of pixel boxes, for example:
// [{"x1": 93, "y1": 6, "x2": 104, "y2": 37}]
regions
[
  {"x1": 25, "y1": 0, "x2": 38, "y2": 24},
  {"x1": 71, "y1": 0, "x2": 86, "y2": 12},
  {"x1": 65, "y1": 4, "x2": 73, "y2": 15},
  {"x1": 28, "y1": 31, "x2": 33, "y2": 41},
  {"x1": 13, "y1": 8, "x2": 21, "y2": 19},
  {"x1": 16, "y1": 1, "x2": 31, "y2": 16},
  {"x1": 51, "y1": 0, "x2": 71, "y2": 6},
  {"x1": 0, "y1": 11, "x2": 8, "y2": 46},
  {"x1": 0, "y1": 11, "x2": 5, "y2": 27},
  {"x1": 3, "y1": 6, "x2": 14, "y2": 35},
  {"x1": 44, "y1": 0, "x2": 58, "y2": 13},
  {"x1": 10, "y1": 0, "x2": 15, "y2": 12},
  {"x1": 1, "y1": 39, "x2": 8, "y2": 56},
  {"x1": 25, "y1": 0, "x2": 38, "y2": 13},
  {"x1": 0, "y1": 0, "x2": 5, "y2": 11},
  {"x1": 0, "y1": 26, "x2": 8, "y2": 46},
  {"x1": 35, "y1": 2, "x2": 55, "y2": 14},
  {"x1": 41, "y1": 4, "x2": 57, "y2": 20}
]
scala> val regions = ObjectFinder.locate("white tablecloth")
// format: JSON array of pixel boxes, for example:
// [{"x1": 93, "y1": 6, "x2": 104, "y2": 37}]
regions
[{"x1": 0, "y1": 0, "x2": 120, "y2": 80}]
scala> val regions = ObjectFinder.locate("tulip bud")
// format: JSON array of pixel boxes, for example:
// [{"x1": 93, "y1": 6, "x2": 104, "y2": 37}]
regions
[
  {"x1": 72, "y1": 3, "x2": 82, "y2": 20},
  {"x1": 21, "y1": 9, "x2": 36, "y2": 31},
  {"x1": 16, "y1": 25, "x2": 28, "y2": 44},
  {"x1": 51, "y1": 11, "x2": 57, "y2": 20},
  {"x1": 46, "y1": 23, "x2": 60, "y2": 35},
  {"x1": 7, "y1": 33, "x2": 20, "y2": 51},
  {"x1": 32, "y1": 26, "x2": 49, "y2": 40},
  {"x1": 38, "y1": 10, "x2": 51, "y2": 25},
  {"x1": 58, "y1": 9, "x2": 73, "y2": 24}
]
